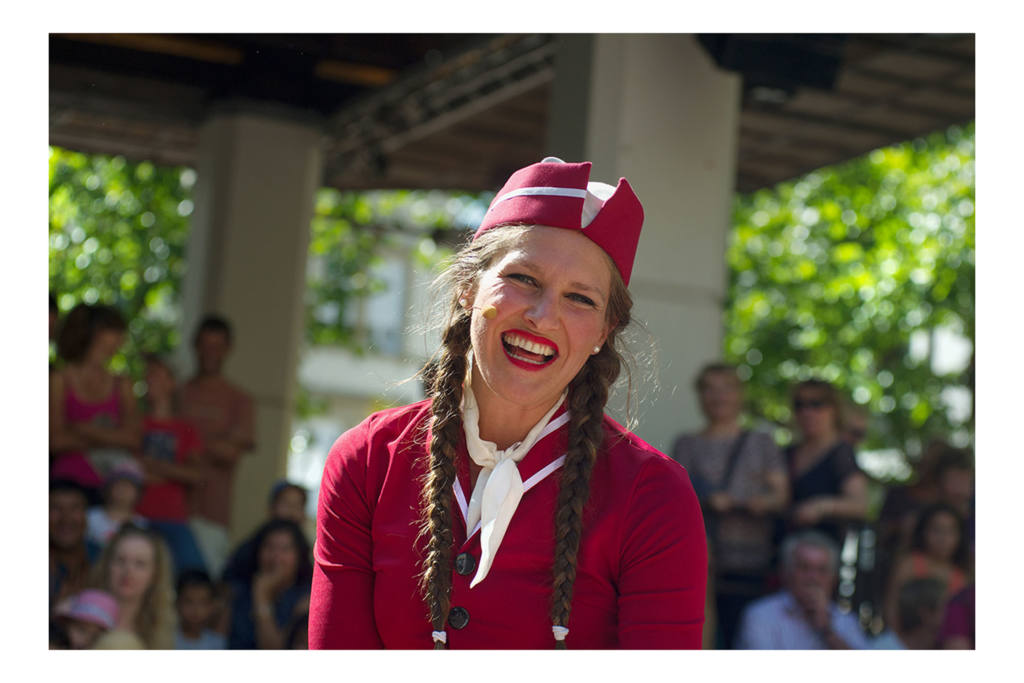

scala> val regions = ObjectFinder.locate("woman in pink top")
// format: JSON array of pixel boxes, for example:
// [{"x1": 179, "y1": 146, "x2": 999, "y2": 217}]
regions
[{"x1": 49, "y1": 303, "x2": 142, "y2": 492}]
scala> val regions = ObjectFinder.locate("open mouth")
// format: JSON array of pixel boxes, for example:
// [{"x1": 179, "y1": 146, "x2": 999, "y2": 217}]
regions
[{"x1": 501, "y1": 331, "x2": 558, "y2": 369}]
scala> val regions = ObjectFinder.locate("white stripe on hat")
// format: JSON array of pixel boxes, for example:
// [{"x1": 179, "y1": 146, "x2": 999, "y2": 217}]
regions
[{"x1": 492, "y1": 186, "x2": 588, "y2": 205}]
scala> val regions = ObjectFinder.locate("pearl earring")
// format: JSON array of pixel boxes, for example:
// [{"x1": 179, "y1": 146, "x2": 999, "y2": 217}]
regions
[
  {"x1": 593, "y1": 345, "x2": 601, "y2": 354},
  {"x1": 458, "y1": 298, "x2": 468, "y2": 308}
]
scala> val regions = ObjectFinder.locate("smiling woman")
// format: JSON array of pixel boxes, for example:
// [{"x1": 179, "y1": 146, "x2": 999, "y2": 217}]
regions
[
  {"x1": 309, "y1": 158, "x2": 707, "y2": 650},
  {"x1": 91, "y1": 524, "x2": 175, "y2": 649}
]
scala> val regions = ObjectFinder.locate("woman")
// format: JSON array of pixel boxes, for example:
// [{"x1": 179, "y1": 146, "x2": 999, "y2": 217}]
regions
[
  {"x1": 883, "y1": 502, "x2": 970, "y2": 628},
  {"x1": 783, "y1": 379, "x2": 869, "y2": 549},
  {"x1": 227, "y1": 519, "x2": 312, "y2": 649},
  {"x1": 671, "y1": 362, "x2": 788, "y2": 649},
  {"x1": 309, "y1": 158, "x2": 706, "y2": 649},
  {"x1": 92, "y1": 523, "x2": 176, "y2": 649},
  {"x1": 49, "y1": 303, "x2": 142, "y2": 493}
]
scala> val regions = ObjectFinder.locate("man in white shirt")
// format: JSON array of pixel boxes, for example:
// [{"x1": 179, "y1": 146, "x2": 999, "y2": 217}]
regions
[{"x1": 735, "y1": 530, "x2": 870, "y2": 649}]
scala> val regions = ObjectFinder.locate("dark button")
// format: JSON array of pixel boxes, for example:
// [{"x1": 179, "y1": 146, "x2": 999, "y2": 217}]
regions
[
  {"x1": 455, "y1": 552, "x2": 476, "y2": 576},
  {"x1": 448, "y1": 607, "x2": 470, "y2": 630}
]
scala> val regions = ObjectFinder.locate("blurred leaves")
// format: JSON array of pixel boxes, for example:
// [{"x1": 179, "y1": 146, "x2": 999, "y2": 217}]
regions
[
  {"x1": 305, "y1": 188, "x2": 489, "y2": 350},
  {"x1": 48, "y1": 147, "x2": 195, "y2": 381},
  {"x1": 725, "y1": 122, "x2": 974, "y2": 463}
]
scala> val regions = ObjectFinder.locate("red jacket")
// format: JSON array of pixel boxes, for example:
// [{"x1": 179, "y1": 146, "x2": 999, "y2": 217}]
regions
[{"x1": 309, "y1": 400, "x2": 706, "y2": 649}]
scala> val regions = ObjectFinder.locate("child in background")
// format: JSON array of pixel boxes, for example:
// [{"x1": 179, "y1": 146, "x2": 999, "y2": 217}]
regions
[
  {"x1": 138, "y1": 355, "x2": 207, "y2": 575},
  {"x1": 175, "y1": 570, "x2": 226, "y2": 649},
  {"x1": 54, "y1": 589, "x2": 120, "y2": 649},
  {"x1": 86, "y1": 460, "x2": 147, "y2": 548}
]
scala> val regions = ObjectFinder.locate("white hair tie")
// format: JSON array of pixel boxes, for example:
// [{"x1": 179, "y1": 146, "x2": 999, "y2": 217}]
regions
[
  {"x1": 552, "y1": 626, "x2": 569, "y2": 642},
  {"x1": 432, "y1": 630, "x2": 448, "y2": 645}
]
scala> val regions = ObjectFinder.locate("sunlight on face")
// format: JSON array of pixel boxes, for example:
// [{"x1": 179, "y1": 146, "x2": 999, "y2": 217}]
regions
[{"x1": 469, "y1": 226, "x2": 614, "y2": 417}]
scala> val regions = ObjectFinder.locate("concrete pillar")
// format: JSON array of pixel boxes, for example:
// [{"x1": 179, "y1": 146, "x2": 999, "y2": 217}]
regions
[
  {"x1": 547, "y1": 35, "x2": 742, "y2": 452},
  {"x1": 180, "y1": 104, "x2": 323, "y2": 541}
]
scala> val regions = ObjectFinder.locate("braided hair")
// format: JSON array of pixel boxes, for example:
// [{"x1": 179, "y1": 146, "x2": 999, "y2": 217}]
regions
[{"x1": 417, "y1": 225, "x2": 634, "y2": 648}]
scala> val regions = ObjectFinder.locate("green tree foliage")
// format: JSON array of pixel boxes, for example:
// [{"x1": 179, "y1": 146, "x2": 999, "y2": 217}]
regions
[
  {"x1": 725, "y1": 122, "x2": 974, "y2": 469},
  {"x1": 48, "y1": 146, "x2": 195, "y2": 379},
  {"x1": 49, "y1": 141, "x2": 489, "y2": 386},
  {"x1": 306, "y1": 187, "x2": 489, "y2": 349}
]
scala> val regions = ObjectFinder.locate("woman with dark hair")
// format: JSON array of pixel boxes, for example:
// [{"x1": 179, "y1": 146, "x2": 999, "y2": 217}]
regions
[
  {"x1": 883, "y1": 502, "x2": 970, "y2": 629},
  {"x1": 783, "y1": 379, "x2": 869, "y2": 549},
  {"x1": 227, "y1": 519, "x2": 312, "y2": 649},
  {"x1": 309, "y1": 158, "x2": 706, "y2": 649},
  {"x1": 49, "y1": 303, "x2": 142, "y2": 492}
]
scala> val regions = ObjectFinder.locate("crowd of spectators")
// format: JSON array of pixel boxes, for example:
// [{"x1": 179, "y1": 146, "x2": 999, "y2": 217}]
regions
[
  {"x1": 48, "y1": 300, "x2": 311, "y2": 650},
  {"x1": 671, "y1": 361, "x2": 975, "y2": 650},
  {"x1": 47, "y1": 297, "x2": 973, "y2": 650}
]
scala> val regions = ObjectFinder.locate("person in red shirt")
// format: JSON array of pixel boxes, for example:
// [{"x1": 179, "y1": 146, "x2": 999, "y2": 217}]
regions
[
  {"x1": 309, "y1": 158, "x2": 707, "y2": 649},
  {"x1": 137, "y1": 354, "x2": 207, "y2": 575}
]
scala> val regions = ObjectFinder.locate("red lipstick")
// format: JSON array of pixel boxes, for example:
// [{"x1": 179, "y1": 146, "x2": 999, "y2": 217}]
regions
[{"x1": 500, "y1": 329, "x2": 559, "y2": 371}]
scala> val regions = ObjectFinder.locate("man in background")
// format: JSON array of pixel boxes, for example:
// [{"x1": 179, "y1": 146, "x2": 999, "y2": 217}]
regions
[
  {"x1": 50, "y1": 479, "x2": 101, "y2": 612},
  {"x1": 735, "y1": 530, "x2": 870, "y2": 649},
  {"x1": 180, "y1": 314, "x2": 255, "y2": 577}
]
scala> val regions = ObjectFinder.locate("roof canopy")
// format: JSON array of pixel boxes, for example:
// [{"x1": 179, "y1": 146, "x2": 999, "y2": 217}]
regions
[{"x1": 49, "y1": 33, "x2": 974, "y2": 194}]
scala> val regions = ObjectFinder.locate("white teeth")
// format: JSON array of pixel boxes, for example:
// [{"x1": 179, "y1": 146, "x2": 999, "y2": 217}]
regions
[
  {"x1": 503, "y1": 333, "x2": 555, "y2": 357},
  {"x1": 507, "y1": 350, "x2": 547, "y2": 365}
]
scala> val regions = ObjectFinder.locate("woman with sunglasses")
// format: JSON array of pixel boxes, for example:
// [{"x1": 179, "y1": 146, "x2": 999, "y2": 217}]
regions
[
  {"x1": 309, "y1": 158, "x2": 707, "y2": 649},
  {"x1": 783, "y1": 380, "x2": 869, "y2": 550}
]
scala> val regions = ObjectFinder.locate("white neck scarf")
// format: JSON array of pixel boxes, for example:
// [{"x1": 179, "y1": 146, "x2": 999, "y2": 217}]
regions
[{"x1": 461, "y1": 362, "x2": 566, "y2": 588}]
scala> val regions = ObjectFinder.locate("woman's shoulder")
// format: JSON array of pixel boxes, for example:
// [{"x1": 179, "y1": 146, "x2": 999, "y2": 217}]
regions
[
  {"x1": 598, "y1": 415, "x2": 693, "y2": 487},
  {"x1": 324, "y1": 399, "x2": 433, "y2": 471},
  {"x1": 600, "y1": 414, "x2": 669, "y2": 461},
  {"x1": 332, "y1": 399, "x2": 432, "y2": 446},
  {"x1": 744, "y1": 428, "x2": 784, "y2": 461},
  {"x1": 594, "y1": 416, "x2": 705, "y2": 545},
  {"x1": 825, "y1": 440, "x2": 863, "y2": 475}
]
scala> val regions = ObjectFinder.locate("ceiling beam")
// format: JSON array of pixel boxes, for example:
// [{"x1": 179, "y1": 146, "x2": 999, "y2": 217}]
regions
[
  {"x1": 325, "y1": 35, "x2": 557, "y2": 179},
  {"x1": 841, "y1": 64, "x2": 975, "y2": 100},
  {"x1": 848, "y1": 34, "x2": 975, "y2": 68},
  {"x1": 55, "y1": 33, "x2": 245, "y2": 65}
]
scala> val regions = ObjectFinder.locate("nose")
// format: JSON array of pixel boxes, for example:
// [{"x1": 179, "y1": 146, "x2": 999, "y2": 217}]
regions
[{"x1": 523, "y1": 290, "x2": 559, "y2": 331}]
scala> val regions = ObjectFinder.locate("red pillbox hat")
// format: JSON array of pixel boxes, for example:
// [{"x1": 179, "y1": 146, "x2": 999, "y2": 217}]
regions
[{"x1": 474, "y1": 157, "x2": 644, "y2": 286}]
